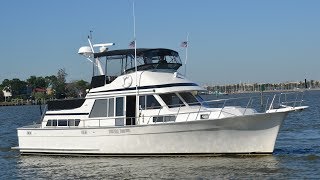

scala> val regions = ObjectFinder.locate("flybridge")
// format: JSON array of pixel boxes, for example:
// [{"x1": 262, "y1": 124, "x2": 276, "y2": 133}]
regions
[
  {"x1": 78, "y1": 38, "x2": 182, "y2": 77},
  {"x1": 78, "y1": 37, "x2": 183, "y2": 88}
]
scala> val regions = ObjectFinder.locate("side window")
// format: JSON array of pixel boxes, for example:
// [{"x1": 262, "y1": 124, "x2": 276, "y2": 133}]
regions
[
  {"x1": 68, "y1": 119, "x2": 76, "y2": 126},
  {"x1": 68, "y1": 119, "x2": 80, "y2": 126},
  {"x1": 46, "y1": 119, "x2": 80, "y2": 127},
  {"x1": 75, "y1": 119, "x2": 80, "y2": 126},
  {"x1": 139, "y1": 95, "x2": 161, "y2": 110},
  {"x1": 89, "y1": 99, "x2": 108, "y2": 118},
  {"x1": 179, "y1": 92, "x2": 201, "y2": 106},
  {"x1": 146, "y1": 95, "x2": 161, "y2": 109},
  {"x1": 139, "y1": 96, "x2": 146, "y2": 109},
  {"x1": 46, "y1": 120, "x2": 52, "y2": 126},
  {"x1": 116, "y1": 97, "x2": 124, "y2": 116},
  {"x1": 58, "y1": 120, "x2": 68, "y2": 126},
  {"x1": 160, "y1": 93, "x2": 184, "y2": 108},
  {"x1": 52, "y1": 120, "x2": 57, "y2": 126},
  {"x1": 108, "y1": 98, "x2": 114, "y2": 117}
]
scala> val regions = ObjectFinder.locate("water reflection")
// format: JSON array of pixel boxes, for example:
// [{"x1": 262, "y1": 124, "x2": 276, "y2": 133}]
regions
[
  {"x1": 17, "y1": 155, "x2": 282, "y2": 179},
  {"x1": 4, "y1": 91, "x2": 320, "y2": 179}
]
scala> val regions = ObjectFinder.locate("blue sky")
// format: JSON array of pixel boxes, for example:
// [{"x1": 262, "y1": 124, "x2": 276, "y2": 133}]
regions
[{"x1": 0, "y1": 0, "x2": 319, "y2": 85}]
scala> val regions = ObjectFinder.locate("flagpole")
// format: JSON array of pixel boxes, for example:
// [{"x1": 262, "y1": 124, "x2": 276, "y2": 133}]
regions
[
  {"x1": 184, "y1": 33, "x2": 189, "y2": 76},
  {"x1": 133, "y1": 1, "x2": 138, "y2": 125}
]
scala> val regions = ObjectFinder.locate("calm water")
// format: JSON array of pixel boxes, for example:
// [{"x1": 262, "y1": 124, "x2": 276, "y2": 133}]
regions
[{"x1": 1, "y1": 91, "x2": 319, "y2": 179}]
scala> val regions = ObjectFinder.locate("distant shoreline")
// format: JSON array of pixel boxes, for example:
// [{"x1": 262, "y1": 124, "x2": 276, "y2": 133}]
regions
[
  {"x1": 0, "y1": 100, "x2": 44, "y2": 107},
  {"x1": 1, "y1": 88, "x2": 319, "y2": 107}
]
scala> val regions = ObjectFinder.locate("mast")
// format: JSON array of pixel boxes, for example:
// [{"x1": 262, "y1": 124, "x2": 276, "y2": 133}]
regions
[
  {"x1": 133, "y1": 1, "x2": 139, "y2": 124},
  {"x1": 89, "y1": 32, "x2": 94, "y2": 77},
  {"x1": 87, "y1": 32, "x2": 104, "y2": 76},
  {"x1": 78, "y1": 34, "x2": 114, "y2": 78}
]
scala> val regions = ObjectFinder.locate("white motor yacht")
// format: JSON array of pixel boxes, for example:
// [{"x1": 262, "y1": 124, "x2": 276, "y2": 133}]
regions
[{"x1": 13, "y1": 39, "x2": 308, "y2": 156}]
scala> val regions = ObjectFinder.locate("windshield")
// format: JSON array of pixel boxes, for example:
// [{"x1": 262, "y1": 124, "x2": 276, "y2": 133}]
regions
[
  {"x1": 142, "y1": 49, "x2": 181, "y2": 64},
  {"x1": 159, "y1": 93, "x2": 185, "y2": 108},
  {"x1": 179, "y1": 92, "x2": 201, "y2": 106},
  {"x1": 139, "y1": 95, "x2": 161, "y2": 109},
  {"x1": 97, "y1": 48, "x2": 183, "y2": 75}
]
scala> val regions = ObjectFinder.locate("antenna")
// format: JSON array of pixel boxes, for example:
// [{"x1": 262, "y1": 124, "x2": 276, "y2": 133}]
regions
[
  {"x1": 78, "y1": 32, "x2": 115, "y2": 76},
  {"x1": 133, "y1": 1, "x2": 139, "y2": 125}
]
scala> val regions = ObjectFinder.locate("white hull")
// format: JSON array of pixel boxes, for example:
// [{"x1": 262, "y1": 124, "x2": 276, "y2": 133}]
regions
[{"x1": 16, "y1": 112, "x2": 287, "y2": 155}]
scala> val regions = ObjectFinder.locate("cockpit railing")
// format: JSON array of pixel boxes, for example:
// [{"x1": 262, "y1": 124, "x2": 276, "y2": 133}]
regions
[{"x1": 140, "y1": 91, "x2": 306, "y2": 124}]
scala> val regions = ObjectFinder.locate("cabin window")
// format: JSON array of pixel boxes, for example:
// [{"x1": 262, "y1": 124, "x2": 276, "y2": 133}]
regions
[
  {"x1": 46, "y1": 120, "x2": 53, "y2": 126},
  {"x1": 89, "y1": 99, "x2": 108, "y2": 118},
  {"x1": 108, "y1": 98, "x2": 115, "y2": 117},
  {"x1": 139, "y1": 95, "x2": 161, "y2": 110},
  {"x1": 159, "y1": 93, "x2": 185, "y2": 108},
  {"x1": 68, "y1": 119, "x2": 80, "y2": 126},
  {"x1": 58, "y1": 120, "x2": 68, "y2": 126},
  {"x1": 153, "y1": 116, "x2": 176, "y2": 123},
  {"x1": 46, "y1": 119, "x2": 80, "y2": 127},
  {"x1": 68, "y1": 119, "x2": 76, "y2": 126},
  {"x1": 116, "y1": 97, "x2": 124, "y2": 116},
  {"x1": 179, "y1": 92, "x2": 201, "y2": 106},
  {"x1": 52, "y1": 120, "x2": 57, "y2": 126}
]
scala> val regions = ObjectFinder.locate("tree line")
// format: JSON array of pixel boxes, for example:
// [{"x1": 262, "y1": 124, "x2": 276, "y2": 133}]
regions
[
  {"x1": 0, "y1": 68, "x2": 90, "y2": 102},
  {"x1": 206, "y1": 80, "x2": 320, "y2": 94}
]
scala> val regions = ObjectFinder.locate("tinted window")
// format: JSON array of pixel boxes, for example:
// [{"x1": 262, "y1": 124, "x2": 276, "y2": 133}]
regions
[
  {"x1": 108, "y1": 98, "x2": 114, "y2": 117},
  {"x1": 75, "y1": 119, "x2": 80, "y2": 126},
  {"x1": 153, "y1": 116, "x2": 176, "y2": 122},
  {"x1": 160, "y1": 93, "x2": 184, "y2": 108},
  {"x1": 146, "y1": 95, "x2": 161, "y2": 109},
  {"x1": 139, "y1": 95, "x2": 161, "y2": 110},
  {"x1": 179, "y1": 92, "x2": 201, "y2": 106},
  {"x1": 52, "y1": 120, "x2": 57, "y2": 126},
  {"x1": 139, "y1": 96, "x2": 146, "y2": 109},
  {"x1": 89, "y1": 99, "x2": 108, "y2": 118},
  {"x1": 68, "y1": 119, "x2": 75, "y2": 126},
  {"x1": 116, "y1": 97, "x2": 124, "y2": 116},
  {"x1": 47, "y1": 119, "x2": 80, "y2": 126},
  {"x1": 58, "y1": 120, "x2": 68, "y2": 126},
  {"x1": 46, "y1": 120, "x2": 52, "y2": 126}
]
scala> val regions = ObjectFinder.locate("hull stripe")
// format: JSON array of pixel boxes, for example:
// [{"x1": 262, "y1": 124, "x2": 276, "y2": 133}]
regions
[
  {"x1": 88, "y1": 83, "x2": 199, "y2": 94},
  {"x1": 45, "y1": 113, "x2": 89, "y2": 116}
]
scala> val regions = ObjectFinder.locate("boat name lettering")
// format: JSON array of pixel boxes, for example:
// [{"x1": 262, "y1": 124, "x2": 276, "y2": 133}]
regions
[{"x1": 109, "y1": 129, "x2": 130, "y2": 134}]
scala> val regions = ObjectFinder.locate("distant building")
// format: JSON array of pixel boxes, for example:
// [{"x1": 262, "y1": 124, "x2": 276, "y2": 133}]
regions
[
  {"x1": 2, "y1": 87, "x2": 12, "y2": 101},
  {"x1": 46, "y1": 83, "x2": 53, "y2": 95},
  {"x1": 33, "y1": 88, "x2": 47, "y2": 93}
]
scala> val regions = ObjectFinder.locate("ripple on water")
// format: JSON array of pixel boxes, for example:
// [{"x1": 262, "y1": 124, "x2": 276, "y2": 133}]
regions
[{"x1": 1, "y1": 91, "x2": 320, "y2": 179}]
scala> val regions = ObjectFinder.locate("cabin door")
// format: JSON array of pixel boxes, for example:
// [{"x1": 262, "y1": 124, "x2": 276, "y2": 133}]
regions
[{"x1": 126, "y1": 96, "x2": 136, "y2": 125}]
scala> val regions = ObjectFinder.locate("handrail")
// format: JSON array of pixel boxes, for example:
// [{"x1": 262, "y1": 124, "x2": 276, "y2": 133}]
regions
[
  {"x1": 243, "y1": 97, "x2": 252, "y2": 115},
  {"x1": 45, "y1": 91, "x2": 305, "y2": 128},
  {"x1": 38, "y1": 104, "x2": 48, "y2": 124},
  {"x1": 218, "y1": 100, "x2": 227, "y2": 118},
  {"x1": 268, "y1": 94, "x2": 276, "y2": 111}
]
